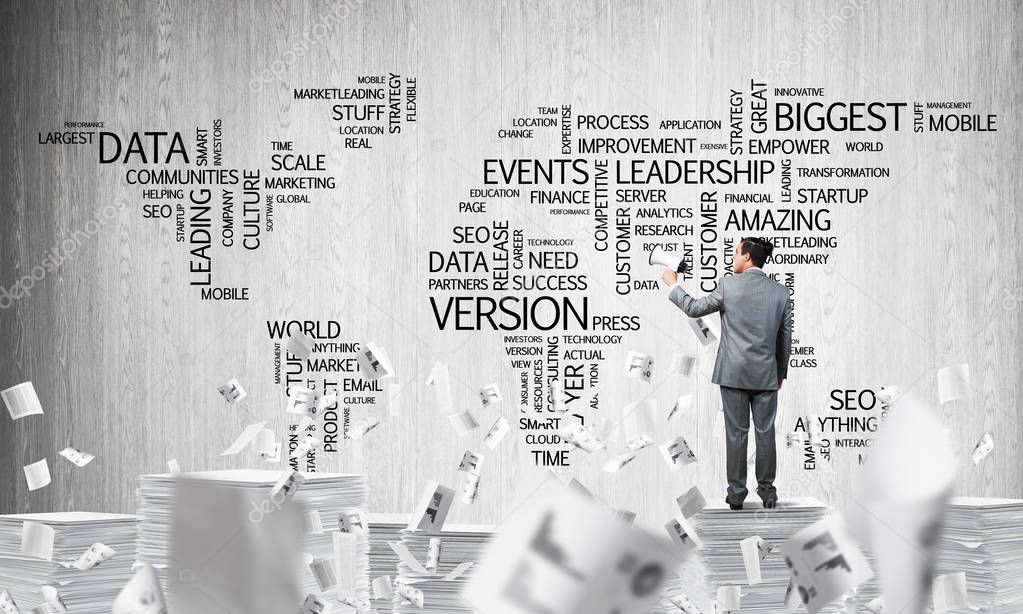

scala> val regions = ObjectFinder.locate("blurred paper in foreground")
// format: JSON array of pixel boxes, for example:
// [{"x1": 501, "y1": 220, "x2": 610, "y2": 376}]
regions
[
  {"x1": 780, "y1": 514, "x2": 872, "y2": 614},
  {"x1": 464, "y1": 478, "x2": 679, "y2": 614},
  {"x1": 169, "y1": 475, "x2": 305, "y2": 614},
  {"x1": 855, "y1": 393, "x2": 957, "y2": 614},
  {"x1": 113, "y1": 564, "x2": 166, "y2": 614}
]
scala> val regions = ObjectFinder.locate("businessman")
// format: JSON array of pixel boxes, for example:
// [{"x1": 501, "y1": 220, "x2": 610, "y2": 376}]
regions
[{"x1": 661, "y1": 237, "x2": 792, "y2": 510}]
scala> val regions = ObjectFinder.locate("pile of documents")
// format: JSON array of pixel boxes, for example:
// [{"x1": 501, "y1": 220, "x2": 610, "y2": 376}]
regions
[
  {"x1": 935, "y1": 497, "x2": 1023, "y2": 613},
  {"x1": 691, "y1": 497, "x2": 844, "y2": 612},
  {"x1": 0, "y1": 512, "x2": 138, "y2": 613},
  {"x1": 368, "y1": 513, "x2": 409, "y2": 614},
  {"x1": 393, "y1": 523, "x2": 492, "y2": 614},
  {"x1": 136, "y1": 470, "x2": 370, "y2": 609}
]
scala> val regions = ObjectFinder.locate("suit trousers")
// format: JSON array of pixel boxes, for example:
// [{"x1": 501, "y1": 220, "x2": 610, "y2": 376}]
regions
[{"x1": 719, "y1": 385, "x2": 778, "y2": 503}]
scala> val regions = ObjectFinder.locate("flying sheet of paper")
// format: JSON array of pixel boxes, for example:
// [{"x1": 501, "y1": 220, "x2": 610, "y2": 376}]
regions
[
  {"x1": 59, "y1": 446, "x2": 95, "y2": 467},
  {"x1": 779, "y1": 514, "x2": 872, "y2": 614},
  {"x1": 287, "y1": 386, "x2": 323, "y2": 419},
  {"x1": 465, "y1": 478, "x2": 679, "y2": 614},
  {"x1": 425, "y1": 537, "x2": 442, "y2": 572},
  {"x1": 287, "y1": 331, "x2": 315, "y2": 359},
  {"x1": 309, "y1": 557, "x2": 337, "y2": 591},
  {"x1": 426, "y1": 362, "x2": 454, "y2": 414},
  {"x1": 668, "y1": 592, "x2": 703, "y2": 614},
  {"x1": 483, "y1": 416, "x2": 511, "y2": 449},
  {"x1": 667, "y1": 395, "x2": 692, "y2": 422},
  {"x1": 864, "y1": 596, "x2": 883, "y2": 613},
  {"x1": 317, "y1": 392, "x2": 338, "y2": 414},
  {"x1": 688, "y1": 317, "x2": 717, "y2": 346},
  {"x1": 560, "y1": 421, "x2": 605, "y2": 453},
  {"x1": 338, "y1": 595, "x2": 370, "y2": 613},
  {"x1": 221, "y1": 421, "x2": 267, "y2": 456},
  {"x1": 971, "y1": 432, "x2": 993, "y2": 465},
  {"x1": 388, "y1": 541, "x2": 431, "y2": 574},
  {"x1": 356, "y1": 341, "x2": 394, "y2": 380},
  {"x1": 112, "y1": 563, "x2": 166, "y2": 614},
  {"x1": 338, "y1": 510, "x2": 366, "y2": 534},
  {"x1": 458, "y1": 450, "x2": 485, "y2": 475},
  {"x1": 41, "y1": 585, "x2": 68, "y2": 613},
  {"x1": 350, "y1": 414, "x2": 381, "y2": 440},
  {"x1": 442, "y1": 561, "x2": 474, "y2": 581},
  {"x1": 715, "y1": 586, "x2": 740, "y2": 613},
  {"x1": 23, "y1": 458, "x2": 51, "y2": 491},
  {"x1": 72, "y1": 542, "x2": 116, "y2": 570},
  {"x1": 0, "y1": 589, "x2": 19, "y2": 614},
  {"x1": 408, "y1": 481, "x2": 455, "y2": 532},
  {"x1": 460, "y1": 471, "x2": 481, "y2": 504},
  {"x1": 602, "y1": 451, "x2": 639, "y2": 473},
  {"x1": 271, "y1": 469, "x2": 305, "y2": 502},
  {"x1": 254, "y1": 428, "x2": 276, "y2": 458},
  {"x1": 932, "y1": 572, "x2": 969, "y2": 614},
  {"x1": 479, "y1": 383, "x2": 503, "y2": 406},
  {"x1": 622, "y1": 399, "x2": 657, "y2": 448},
  {"x1": 876, "y1": 385, "x2": 903, "y2": 408},
  {"x1": 675, "y1": 486, "x2": 707, "y2": 519},
  {"x1": 936, "y1": 363, "x2": 970, "y2": 404},
  {"x1": 394, "y1": 579, "x2": 424, "y2": 608},
  {"x1": 334, "y1": 531, "x2": 358, "y2": 599},
  {"x1": 623, "y1": 351, "x2": 654, "y2": 382},
  {"x1": 659, "y1": 436, "x2": 697, "y2": 471},
  {"x1": 298, "y1": 593, "x2": 332, "y2": 614},
  {"x1": 294, "y1": 435, "x2": 321, "y2": 457},
  {"x1": 167, "y1": 459, "x2": 181, "y2": 473},
  {"x1": 1, "y1": 381, "x2": 44, "y2": 420},
  {"x1": 664, "y1": 514, "x2": 702, "y2": 555},
  {"x1": 669, "y1": 353, "x2": 697, "y2": 377},
  {"x1": 616, "y1": 509, "x2": 636, "y2": 524},
  {"x1": 217, "y1": 378, "x2": 247, "y2": 404},
  {"x1": 372, "y1": 575, "x2": 394, "y2": 600},
  {"x1": 21, "y1": 521, "x2": 54, "y2": 560},
  {"x1": 448, "y1": 409, "x2": 479, "y2": 436},
  {"x1": 740, "y1": 535, "x2": 768, "y2": 585}
]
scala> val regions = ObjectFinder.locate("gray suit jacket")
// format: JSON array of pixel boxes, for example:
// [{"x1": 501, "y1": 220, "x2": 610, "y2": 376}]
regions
[{"x1": 669, "y1": 269, "x2": 792, "y2": 391}]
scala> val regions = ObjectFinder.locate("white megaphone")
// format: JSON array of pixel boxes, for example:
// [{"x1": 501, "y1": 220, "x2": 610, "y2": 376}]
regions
[{"x1": 648, "y1": 247, "x2": 689, "y2": 274}]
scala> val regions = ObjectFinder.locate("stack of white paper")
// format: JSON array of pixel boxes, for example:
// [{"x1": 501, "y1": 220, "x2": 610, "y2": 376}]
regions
[
  {"x1": 368, "y1": 513, "x2": 409, "y2": 614},
  {"x1": 0, "y1": 512, "x2": 138, "y2": 613},
  {"x1": 934, "y1": 497, "x2": 1023, "y2": 613},
  {"x1": 690, "y1": 498, "x2": 845, "y2": 613},
  {"x1": 136, "y1": 470, "x2": 370, "y2": 610},
  {"x1": 393, "y1": 523, "x2": 492, "y2": 614}
]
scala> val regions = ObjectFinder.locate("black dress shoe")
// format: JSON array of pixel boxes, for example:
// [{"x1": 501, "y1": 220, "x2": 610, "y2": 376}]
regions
[
  {"x1": 762, "y1": 498, "x2": 777, "y2": 509},
  {"x1": 725, "y1": 497, "x2": 743, "y2": 510}
]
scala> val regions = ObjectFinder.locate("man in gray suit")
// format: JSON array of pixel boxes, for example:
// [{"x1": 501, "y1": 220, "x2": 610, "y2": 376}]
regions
[{"x1": 661, "y1": 237, "x2": 792, "y2": 510}]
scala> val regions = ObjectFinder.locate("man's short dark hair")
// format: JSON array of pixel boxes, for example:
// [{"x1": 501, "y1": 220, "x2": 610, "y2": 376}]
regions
[{"x1": 739, "y1": 237, "x2": 774, "y2": 268}]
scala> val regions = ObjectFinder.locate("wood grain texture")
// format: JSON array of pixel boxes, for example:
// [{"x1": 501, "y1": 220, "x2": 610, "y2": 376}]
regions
[{"x1": 0, "y1": 0, "x2": 1020, "y2": 532}]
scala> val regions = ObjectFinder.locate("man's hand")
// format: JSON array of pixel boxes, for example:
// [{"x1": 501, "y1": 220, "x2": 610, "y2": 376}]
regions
[
  {"x1": 778, "y1": 379, "x2": 785, "y2": 390},
  {"x1": 661, "y1": 269, "x2": 678, "y2": 286}
]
